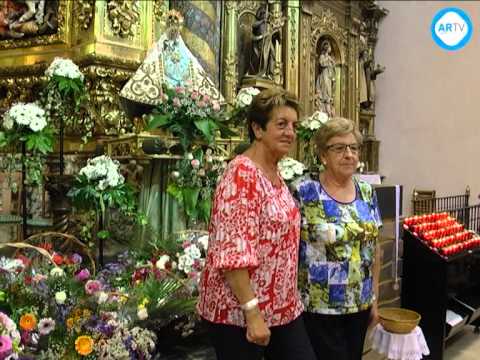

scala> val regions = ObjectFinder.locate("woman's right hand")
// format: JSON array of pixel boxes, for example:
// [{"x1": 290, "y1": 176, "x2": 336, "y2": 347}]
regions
[{"x1": 245, "y1": 308, "x2": 271, "y2": 346}]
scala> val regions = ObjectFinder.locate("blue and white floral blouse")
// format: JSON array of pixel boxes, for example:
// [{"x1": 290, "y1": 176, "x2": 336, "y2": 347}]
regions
[{"x1": 293, "y1": 175, "x2": 382, "y2": 315}]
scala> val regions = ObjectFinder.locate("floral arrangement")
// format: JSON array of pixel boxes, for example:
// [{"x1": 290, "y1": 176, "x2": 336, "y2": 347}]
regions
[
  {"x1": 297, "y1": 110, "x2": 329, "y2": 142},
  {"x1": 167, "y1": 147, "x2": 226, "y2": 226},
  {"x1": 0, "y1": 241, "x2": 195, "y2": 359},
  {"x1": 0, "y1": 102, "x2": 54, "y2": 186},
  {"x1": 42, "y1": 57, "x2": 91, "y2": 144},
  {"x1": 45, "y1": 57, "x2": 85, "y2": 81},
  {"x1": 0, "y1": 311, "x2": 21, "y2": 359},
  {"x1": 235, "y1": 87, "x2": 260, "y2": 108},
  {"x1": 160, "y1": 231, "x2": 208, "y2": 286},
  {"x1": 228, "y1": 87, "x2": 260, "y2": 126},
  {"x1": 278, "y1": 157, "x2": 306, "y2": 182},
  {"x1": 146, "y1": 84, "x2": 236, "y2": 151},
  {"x1": 297, "y1": 111, "x2": 329, "y2": 170},
  {"x1": 68, "y1": 156, "x2": 140, "y2": 251}
]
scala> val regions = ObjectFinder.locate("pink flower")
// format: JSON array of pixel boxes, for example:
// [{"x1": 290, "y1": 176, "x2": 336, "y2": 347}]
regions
[
  {"x1": 191, "y1": 159, "x2": 200, "y2": 168},
  {"x1": 202, "y1": 94, "x2": 210, "y2": 102},
  {"x1": 38, "y1": 318, "x2": 55, "y2": 336},
  {"x1": 32, "y1": 274, "x2": 47, "y2": 283},
  {"x1": 175, "y1": 86, "x2": 185, "y2": 94},
  {"x1": 70, "y1": 253, "x2": 83, "y2": 264},
  {"x1": 0, "y1": 335, "x2": 12, "y2": 356},
  {"x1": 212, "y1": 101, "x2": 220, "y2": 111},
  {"x1": 191, "y1": 91, "x2": 199, "y2": 100},
  {"x1": 74, "y1": 268, "x2": 90, "y2": 282},
  {"x1": 197, "y1": 100, "x2": 206, "y2": 108},
  {"x1": 85, "y1": 280, "x2": 102, "y2": 295},
  {"x1": 172, "y1": 97, "x2": 181, "y2": 108}
]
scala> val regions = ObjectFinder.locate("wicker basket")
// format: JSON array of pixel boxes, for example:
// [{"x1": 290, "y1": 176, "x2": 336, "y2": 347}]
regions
[{"x1": 378, "y1": 307, "x2": 421, "y2": 334}]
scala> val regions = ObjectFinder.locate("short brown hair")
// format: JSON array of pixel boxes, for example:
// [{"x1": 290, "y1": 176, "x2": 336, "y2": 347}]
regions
[
  {"x1": 246, "y1": 88, "x2": 300, "y2": 142},
  {"x1": 313, "y1": 117, "x2": 363, "y2": 156}
]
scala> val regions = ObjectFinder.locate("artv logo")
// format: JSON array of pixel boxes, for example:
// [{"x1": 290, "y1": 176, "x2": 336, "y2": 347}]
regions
[{"x1": 431, "y1": 7, "x2": 473, "y2": 51}]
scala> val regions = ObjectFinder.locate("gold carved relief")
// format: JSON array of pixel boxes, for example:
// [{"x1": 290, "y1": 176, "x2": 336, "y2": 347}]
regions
[
  {"x1": 84, "y1": 65, "x2": 132, "y2": 136},
  {"x1": 76, "y1": 0, "x2": 95, "y2": 31},
  {"x1": 107, "y1": 0, "x2": 141, "y2": 38}
]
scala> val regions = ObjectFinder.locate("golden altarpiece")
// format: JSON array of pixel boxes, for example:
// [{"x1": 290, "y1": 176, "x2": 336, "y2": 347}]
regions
[{"x1": 0, "y1": 0, "x2": 387, "y2": 238}]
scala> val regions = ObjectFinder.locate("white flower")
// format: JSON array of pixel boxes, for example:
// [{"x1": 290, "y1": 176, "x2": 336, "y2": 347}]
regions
[
  {"x1": 55, "y1": 291, "x2": 67, "y2": 304},
  {"x1": 137, "y1": 307, "x2": 148, "y2": 320},
  {"x1": 97, "y1": 291, "x2": 109, "y2": 304},
  {"x1": 45, "y1": 57, "x2": 84, "y2": 81},
  {"x1": 79, "y1": 155, "x2": 124, "y2": 191},
  {"x1": 197, "y1": 235, "x2": 209, "y2": 250},
  {"x1": 235, "y1": 87, "x2": 260, "y2": 108},
  {"x1": 178, "y1": 254, "x2": 194, "y2": 274},
  {"x1": 29, "y1": 116, "x2": 47, "y2": 132},
  {"x1": 278, "y1": 157, "x2": 305, "y2": 181},
  {"x1": 308, "y1": 119, "x2": 322, "y2": 130},
  {"x1": 184, "y1": 244, "x2": 201, "y2": 260},
  {"x1": 186, "y1": 153, "x2": 194, "y2": 160},
  {"x1": 3, "y1": 114, "x2": 13, "y2": 130},
  {"x1": 155, "y1": 255, "x2": 170, "y2": 270},
  {"x1": 6, "y1": 103, "x2": 47, "y2": 131},
  {"x1": 50, "y1": 267, "x2": 65, "y2": 277},
  {"x1": 0, "y1": 257, "x2": 24, "y2": 272}
]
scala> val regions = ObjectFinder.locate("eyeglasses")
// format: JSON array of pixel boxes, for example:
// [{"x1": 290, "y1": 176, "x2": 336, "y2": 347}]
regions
[{"x1": 326, "y1": 143, "x2": 361, "y2": 155}]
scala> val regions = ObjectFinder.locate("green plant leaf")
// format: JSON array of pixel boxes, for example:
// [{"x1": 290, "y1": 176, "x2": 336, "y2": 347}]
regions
[
  {"x1": 97, "y1": 230, "x2": 110, "y2": 239},
  {"x1": 166, "y1": 183, "x2": 183, "y2": 203},
  {"x1": 182, "y1": 186, "x2": 200, "y2": 220},
  {"x1": 198, "y1": 196, "x2": 212, "y2": 223},
  {"x1": 147, "y1": 114, "x2": 172, "y2": 130},
  {"x1": 193, "y1": 118, "x2": 217, "y2": 144}
]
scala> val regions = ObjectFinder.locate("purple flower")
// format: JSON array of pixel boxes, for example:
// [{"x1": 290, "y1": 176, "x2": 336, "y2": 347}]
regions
[
  {"x1": 85, "y1": 280, "x2": 102, "y2": 295},
  {"x1": 70, "y1": 253, "x2": 83, "y2": 264},
  {"x1": 0, "y1": 335, "x2": 12, "y2": 357},
  {"x1": 38, "y1": 318, "x2": 55, "y2": 336},
  {"x1": 74, "y1": 268, "x2": 90, "y2": 282}
]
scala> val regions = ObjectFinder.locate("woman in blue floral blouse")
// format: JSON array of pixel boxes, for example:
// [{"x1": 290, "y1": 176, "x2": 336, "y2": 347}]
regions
[{"x1": 293, "y1": 117, "x2": 382, "y2": 360}]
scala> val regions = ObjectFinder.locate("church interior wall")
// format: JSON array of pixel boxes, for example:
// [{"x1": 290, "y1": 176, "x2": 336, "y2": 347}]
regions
[{"x1": 376, "y1": 1, "x2": 480, "y2": 214}]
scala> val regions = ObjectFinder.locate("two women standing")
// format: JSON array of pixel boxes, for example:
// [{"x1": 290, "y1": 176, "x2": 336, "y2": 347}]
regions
[{"x1": 198, "y1": 89, "x2": 382, "y2": 360}]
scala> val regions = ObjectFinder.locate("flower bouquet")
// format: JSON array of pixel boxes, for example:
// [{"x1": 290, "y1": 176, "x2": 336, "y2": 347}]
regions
[
  {"x1": 0, "y1": 235, "x2": 195, "y2": 359},
  {"x1": 42, "y1": 57, "x2": 91, "y2": 144},
  {"x1": 228, "y1": 87, "x2": 260, "y2": 127},
  {"x1": 166, "y1": 147, "x2": 226, "y2": 227},
  {"x1": 0, "y1": 102, "x2": 54, "y2": 186},
  {"x1": 297, "y1": 111, "x2": 329, "y2": 169},
  {"x1": 146, "y1": 84, "x2": 237, "y2": 151},
  {"x1": 278, "y1": 157, "x2": 306, "y2": 183},
  {"x1": 68, "y1": 156, "x2": 141, "y2": 264}
]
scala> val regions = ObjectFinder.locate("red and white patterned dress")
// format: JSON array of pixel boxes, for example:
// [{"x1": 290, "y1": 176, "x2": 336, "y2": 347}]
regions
[{"x1": 197, "y1": 155, "x2": 303, "y2": 327}]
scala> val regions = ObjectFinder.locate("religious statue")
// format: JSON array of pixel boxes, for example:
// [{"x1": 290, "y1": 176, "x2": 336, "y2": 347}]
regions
[
  {"x1": 120, "y1": 9, "x2": 224, "y2": 118},
  {"x1": 248, "y1": 4, "x2": 284, "y2": 80},
  {"x1": 315, "y1": 39, "x2": 336, "y2": 117},
  {"x1": 359, "y1": 48, "x2": 385, "y2": 110},
  {"x1": 0, "y1": 0, "x2": 57, "y2": 39}
]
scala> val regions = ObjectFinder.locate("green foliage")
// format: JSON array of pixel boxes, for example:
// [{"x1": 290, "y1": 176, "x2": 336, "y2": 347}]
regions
[{"x1": 146, "y1": 84, "x2": 237, "y2": 151}]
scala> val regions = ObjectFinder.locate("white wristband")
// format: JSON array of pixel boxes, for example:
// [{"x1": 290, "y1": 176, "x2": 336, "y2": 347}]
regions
[{"x1": 240, "y1": 297, "x2": 259, "y2": 311}]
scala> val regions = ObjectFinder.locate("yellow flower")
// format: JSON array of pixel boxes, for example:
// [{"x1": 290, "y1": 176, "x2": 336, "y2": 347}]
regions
[
  {"x1": 75, "y1": 335, "x2": 94, "y2": 356},
  {"x1": 82, "y1": 309, "x2": 92, "y2": 318},
  {"x1": 73, "y1": 308, "x2": 82, "y2": 317},
  {"x1": 19, "y1": 313, "x2": 37, "y2": 331},
  {"x1": 66, "y1": 317, "x2": 74, "y2": 330}
]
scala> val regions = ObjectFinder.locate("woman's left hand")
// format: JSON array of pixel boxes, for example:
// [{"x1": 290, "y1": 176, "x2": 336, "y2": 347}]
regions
[{"x1": 368, "y1": 303, "x2": 379, "y2": 329}]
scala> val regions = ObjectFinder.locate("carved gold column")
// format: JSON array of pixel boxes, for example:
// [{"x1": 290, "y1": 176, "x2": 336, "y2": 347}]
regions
[
  {"x1": 285, "y1": 0, "x2": 300, "y2": 98},
  {"x1": 222, "y1": 1, "x2": 238, "y2": 105}
]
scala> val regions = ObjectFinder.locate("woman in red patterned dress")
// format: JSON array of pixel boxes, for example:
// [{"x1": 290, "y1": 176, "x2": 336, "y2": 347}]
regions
[{"x1": 197, "y1": 88, "x2": 316, "y2": 360}]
